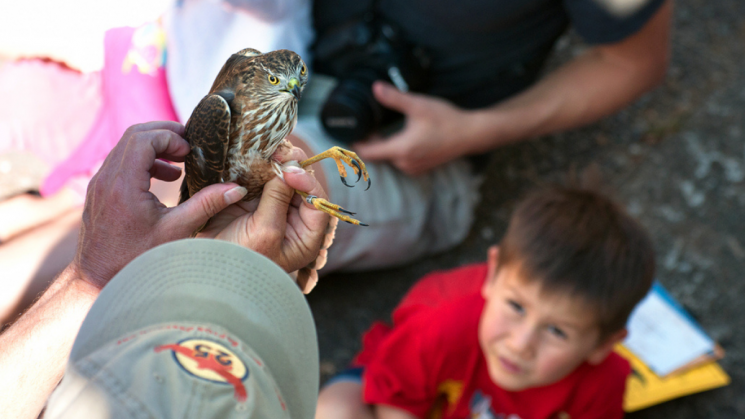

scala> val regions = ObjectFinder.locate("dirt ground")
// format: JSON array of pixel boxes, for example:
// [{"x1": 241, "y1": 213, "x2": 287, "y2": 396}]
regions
[{"x1": 308, "y1": 1, "x2": 745, "y2": 418}]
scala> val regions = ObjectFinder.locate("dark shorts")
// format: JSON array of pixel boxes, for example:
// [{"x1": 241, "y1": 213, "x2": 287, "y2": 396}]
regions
[{"x1": 323, "y1": 366, "x2": 364, "y2": 388}]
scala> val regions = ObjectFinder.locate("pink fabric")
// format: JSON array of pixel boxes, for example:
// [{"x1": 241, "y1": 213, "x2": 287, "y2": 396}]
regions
[
  {"x1": 41, "y1": 26, "x2": 178, "y2": 198},
  {"x1": 0, "y1": 59, "x2": 101, "y2": 169}
]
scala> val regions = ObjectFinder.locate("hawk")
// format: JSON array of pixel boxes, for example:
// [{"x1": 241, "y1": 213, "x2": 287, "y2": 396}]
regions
[{"x1": 179, "y1": 48, "x2": 370, "y2": 290}]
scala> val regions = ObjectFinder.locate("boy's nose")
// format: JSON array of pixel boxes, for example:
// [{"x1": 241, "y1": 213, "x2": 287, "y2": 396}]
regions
[{"x1": 506, "y1": 325, "x2": 537, "y2": 359}]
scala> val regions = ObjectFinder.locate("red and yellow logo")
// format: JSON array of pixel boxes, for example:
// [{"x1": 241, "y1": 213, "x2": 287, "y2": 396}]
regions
[{"x1": 155, "y1": 338, "x2": 249, "y2": 401}]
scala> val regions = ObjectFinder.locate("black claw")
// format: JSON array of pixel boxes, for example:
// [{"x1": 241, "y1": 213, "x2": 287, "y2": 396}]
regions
[
  {"x1": 365, "y1": 178, "x2": 372, "y2": 191},
  {"x1": 351, "y1": 160, "x2": 362, "y2": 182},
  {"x1": 340, "y1": 175, "x2": 353, "y2": 188},
  {"x1": 359, "y1": 222, "x2": 369, "y2": 227},
  {"x1": 337, "y1": 207, "x2": 356, "y2": 216}
]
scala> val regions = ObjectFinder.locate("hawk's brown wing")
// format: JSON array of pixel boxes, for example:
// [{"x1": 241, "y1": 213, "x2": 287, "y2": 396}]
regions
[{"x1": 179, "y1": 93, "x2": 232, "y2": 204}]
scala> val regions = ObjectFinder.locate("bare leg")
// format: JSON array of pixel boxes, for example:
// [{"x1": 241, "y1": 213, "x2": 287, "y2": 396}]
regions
[
  {"x1": 0, "y1": 208, "x2": 81, "y2": 326},
  {"x1": 316, "y1": 381, "x2": 375, "y2": 419},
  {"x1": 0, "y1": 187, "x2": 80, "y2": 242}
]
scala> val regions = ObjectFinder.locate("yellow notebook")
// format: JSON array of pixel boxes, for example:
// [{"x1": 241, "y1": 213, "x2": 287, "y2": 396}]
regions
[{"x1": 615, "y1": 345, "x2": 730, "y2": 412}]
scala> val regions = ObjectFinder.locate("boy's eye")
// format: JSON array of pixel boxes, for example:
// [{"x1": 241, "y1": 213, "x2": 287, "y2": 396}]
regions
[
  {"x1": 547, "y1": 325, "x2": 567, "y2": 339},
  {"x1": 507, "y1": 300, "x2": 524, "y2": 315}
]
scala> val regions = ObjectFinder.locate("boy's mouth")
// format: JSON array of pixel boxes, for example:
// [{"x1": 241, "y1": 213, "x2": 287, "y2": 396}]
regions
[{"x1": 499, "y1": 356, "x2": 523, "y2": 374}]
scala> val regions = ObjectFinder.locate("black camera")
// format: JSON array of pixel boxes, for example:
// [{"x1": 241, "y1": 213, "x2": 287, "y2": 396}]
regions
[{"x1": 314, "y1": 16, "x2": 429, "y2": 144}]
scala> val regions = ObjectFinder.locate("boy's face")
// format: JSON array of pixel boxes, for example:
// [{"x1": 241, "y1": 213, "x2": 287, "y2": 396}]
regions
[{"x1": 478, "y1": 247, "x2": 625, "y2": 391}]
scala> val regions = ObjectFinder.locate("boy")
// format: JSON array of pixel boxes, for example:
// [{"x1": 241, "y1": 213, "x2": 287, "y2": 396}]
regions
[{"x1": 316, "y1": 186, "x2": 655, "y2": 419}]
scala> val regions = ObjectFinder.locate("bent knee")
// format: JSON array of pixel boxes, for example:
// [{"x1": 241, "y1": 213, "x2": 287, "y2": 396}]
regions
[{"x1": 316, "y1": 381, "x2": 372, "y2": 419}]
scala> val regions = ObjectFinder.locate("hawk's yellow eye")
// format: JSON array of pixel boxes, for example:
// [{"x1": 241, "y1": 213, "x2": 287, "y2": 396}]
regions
[
  {"x1": 300, "y1": 65, "x2": 307, "y2": 76},
  {"x1": 268, "y1": 75, "x2": 280, "y2": 85}
]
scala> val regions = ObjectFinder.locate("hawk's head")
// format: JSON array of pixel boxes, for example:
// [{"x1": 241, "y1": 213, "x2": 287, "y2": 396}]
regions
[{"x1": 210, "y1": 48, "x2": 308, "y2": 107}]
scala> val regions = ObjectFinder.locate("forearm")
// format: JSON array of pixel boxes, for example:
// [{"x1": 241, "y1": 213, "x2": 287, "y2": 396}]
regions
[
  {"x1": 0, "y1": 265, "x2": 98, "y2": 419},
  {"x1": 467, "y1": 52, "x2": 663, "y2": 152},
  {"x1": 465, "y1": 0, "x2": 671, "y2": 154}
]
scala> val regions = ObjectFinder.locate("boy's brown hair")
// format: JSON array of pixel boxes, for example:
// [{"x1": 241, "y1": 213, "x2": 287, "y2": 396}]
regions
[{"x1": 499, "y1": 186, "x2": 655, "y2": 340}]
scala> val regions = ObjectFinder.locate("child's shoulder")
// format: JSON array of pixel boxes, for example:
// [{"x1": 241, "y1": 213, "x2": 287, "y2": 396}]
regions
[
  {"x1": 354, "y1": 264, "x2": 488, "y2": 367},
  {"x1": 580, "y1": 351, "x2": 631, "y2": 383},
  {"x1": 566, "y1": 351, "x2": 630, "y2": 391}
]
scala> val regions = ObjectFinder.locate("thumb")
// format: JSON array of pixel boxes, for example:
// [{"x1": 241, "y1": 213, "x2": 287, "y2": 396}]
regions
[
  {"x1": 167, "y1": 182, "x2": 248, "y2": 234},
  {"x1": 372, "y1": 81, "x2": 419, "y2": 114}
]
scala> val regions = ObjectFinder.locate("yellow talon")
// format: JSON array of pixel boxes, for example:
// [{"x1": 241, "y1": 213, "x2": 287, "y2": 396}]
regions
[
  {"x1": 299, "y1": 146, "x2": 371, "y2": 190},
  {"x1": 297, "y1": 191, "x2": 368, "y2": 226}
]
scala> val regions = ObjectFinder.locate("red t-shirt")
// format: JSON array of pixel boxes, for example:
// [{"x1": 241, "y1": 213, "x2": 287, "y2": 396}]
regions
[{"x1": 357, "y1": 263, "x2": 630, "y2": 419}]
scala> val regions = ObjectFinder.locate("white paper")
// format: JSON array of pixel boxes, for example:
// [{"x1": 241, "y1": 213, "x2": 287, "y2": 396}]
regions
[{"x1": 623, "y1": 290, "x2": 715, "y2": 376}]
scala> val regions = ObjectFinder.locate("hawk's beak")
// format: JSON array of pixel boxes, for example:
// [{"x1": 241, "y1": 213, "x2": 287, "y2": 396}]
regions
[{"x1": 288, "y1": 78, "x2": 301, "y2": 99}]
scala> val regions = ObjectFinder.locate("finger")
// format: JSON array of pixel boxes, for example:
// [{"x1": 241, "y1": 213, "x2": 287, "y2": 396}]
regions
[
  {"x1": 149, "y1": 129, "x2": 192, "y2": 161},
  {"x1": 362, "y1": 133, "x2": 386, "y2": 144},
  {"x1": 282, "y1": 167, "x2": 319, "y2": 197},
  {"x1": 252, "y1": 177, "x2": 295, "y2": 234},
  {"x1": 275, "y1": 146, "x2": 308, "y2": 164},
  {"x1": 127, "y1": 130, "x2": 191, "y2": 175},
  {"x1": 293, "y1": 171, "x2": 332, "y2": 219},
  {"x1": 235, "y1": 198, "x2": 260, "y2": 213},
  {"x1": 285, "y1": 167, "x2": 331, "y2": 212},
  {"x1": 372, "y1": 81, "x2": 419, "y2": 114},
  {"x1": 393, "y1": 159, "x2": 423, "y2": 176},
  {"x1": 125, "y1": 120, "x2": 186, "y2": 137},
  {"x1": 290, "y1": 193, "x2": 304, "y2": 208},
  {"x1": 165, "y1": 182, "x2": 247, "y2": 234},
  {"x1": 353, "y1": 133, "x2": 407, "y2": 161},
  {"x1": 150, "y1": 159, "x2": 183, "y2": 182}
]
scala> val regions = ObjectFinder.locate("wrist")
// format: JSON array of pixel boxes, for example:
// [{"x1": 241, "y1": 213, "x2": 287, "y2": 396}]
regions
[
  {"x1": 18, "y1": 263, "x2": 100, "y2": 326},
  {"x1": 62, "y1": 262, "x2": 107, "y2": 297},
  {"x1": 462, "y1": 109, "x2": 504, "y2": 154}
]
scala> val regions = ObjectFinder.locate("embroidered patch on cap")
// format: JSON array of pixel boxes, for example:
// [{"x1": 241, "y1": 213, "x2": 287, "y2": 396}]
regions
[{"x1": 155, "y1": 338, "x2": 249, "y2": 401}]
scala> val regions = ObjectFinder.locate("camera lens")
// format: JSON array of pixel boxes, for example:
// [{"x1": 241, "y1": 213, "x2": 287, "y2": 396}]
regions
[{"x1": 321, "y1": 77, "x2": 384, "y2": 144}]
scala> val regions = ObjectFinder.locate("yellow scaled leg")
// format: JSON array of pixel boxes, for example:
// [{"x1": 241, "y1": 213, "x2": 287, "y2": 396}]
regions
[
  {"x1": 299, "y1": 146, "x2": 371, "y2": 190},
  {"x1": 296, "y1": 191, "x2": 368, "y2": 226},
  {"x1": 298, "y1": 146, "x2": 371, "y2": 226}
]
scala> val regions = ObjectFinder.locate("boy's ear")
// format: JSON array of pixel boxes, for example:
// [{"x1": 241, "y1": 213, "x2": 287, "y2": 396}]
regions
[
  {"x1": 482, "y1": 246, "x2": 500, "y2": 298},
  {"x1": 587, "y1": 328, "x2": 628, "y2": 365}
]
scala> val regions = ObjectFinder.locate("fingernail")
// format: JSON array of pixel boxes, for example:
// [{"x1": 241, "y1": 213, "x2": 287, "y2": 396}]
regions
[
  {"x1": 284, "y1": 165, "x2": 305, "y2": 174},
  {"x1": 224, "y1": 186, "x2": 248, "y2": 205}
]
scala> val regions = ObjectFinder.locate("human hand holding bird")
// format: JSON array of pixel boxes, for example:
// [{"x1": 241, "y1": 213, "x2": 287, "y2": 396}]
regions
[{"x1": 179, "y1": 48, "x2": 370, "y2": 289}]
